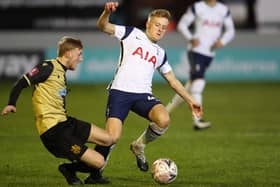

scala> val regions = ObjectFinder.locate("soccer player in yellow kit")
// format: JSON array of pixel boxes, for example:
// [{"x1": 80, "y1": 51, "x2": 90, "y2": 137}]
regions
[{"x1": 1, "y1": 36, "x2": 113, "y2": 185}]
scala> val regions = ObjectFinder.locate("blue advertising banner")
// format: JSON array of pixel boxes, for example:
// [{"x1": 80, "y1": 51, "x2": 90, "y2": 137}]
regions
[
  {"x1": 46, "y1": 48, "x2": 119, "y2": 83},
  {"x1": 46, "y1": 47, "x2": 280, "y2": 83},
  {"x1": 168, "y1": 47, "x2": 280, "y2": 81}
]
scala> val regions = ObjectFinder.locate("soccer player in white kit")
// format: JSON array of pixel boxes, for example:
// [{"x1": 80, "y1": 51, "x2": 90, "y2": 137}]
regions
[
  {"x1": 166, "y1": 0, "x2": 235, "y2": 130},
  {"x1": 83, "y1": 2, "x2": 203, "y2": 184}
]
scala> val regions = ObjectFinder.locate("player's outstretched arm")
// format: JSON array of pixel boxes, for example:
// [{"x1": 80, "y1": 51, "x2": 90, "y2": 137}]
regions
[
  {"x1": 1, "y1": 75, "x2": 30, "y2": 116},
  {"x1": 163, "y1": 71, "x2": 203, "y2": 118},
  {"x1": 1, "y1": 105, "x2": 16, "y2": 115},
  {"x1": 97, "y1": 2, "x2": 119, "y2": 35}
]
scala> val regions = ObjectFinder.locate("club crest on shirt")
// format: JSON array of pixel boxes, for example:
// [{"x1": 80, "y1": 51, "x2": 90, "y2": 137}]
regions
[{"x1": 28, "y1": 67, "x2": 39, "y2": 77}]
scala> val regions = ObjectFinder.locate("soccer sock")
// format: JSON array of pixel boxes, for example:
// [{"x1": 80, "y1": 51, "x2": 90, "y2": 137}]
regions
[
  {"x1": 89, "y1": 144, "x2": 115, "y2": 177},
  {"x1": 136, "y1": 123, "x2": 168, "y2": 145},
  {"x1": 189, "y1": 79, "x2": 205, "y2": 106},
  {"x1": 65, "y1": 161, "x2": 93, "y2": 173},
  {"x1": 190, "y1": 79, "x2": 205, "y2": 122},
  {"x1": 193, "y1": 115, "x2": 201, "y2": 123},
  {"x1": 166, "y1": 81, "x2": 191, "y2": 113},
  {"x1": 165, "y1": 94, "x2": 183, "y2": 113}
]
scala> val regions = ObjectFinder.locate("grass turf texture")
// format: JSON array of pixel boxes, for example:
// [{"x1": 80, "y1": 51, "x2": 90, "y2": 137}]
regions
[{"x1": 0, "y1": 82, "x2": 279, "y2": 187}]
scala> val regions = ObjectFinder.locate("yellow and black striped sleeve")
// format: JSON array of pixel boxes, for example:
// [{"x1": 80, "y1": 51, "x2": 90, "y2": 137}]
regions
[{"x1": 8, "y1": 61, "x2": 54, "y2": 106}]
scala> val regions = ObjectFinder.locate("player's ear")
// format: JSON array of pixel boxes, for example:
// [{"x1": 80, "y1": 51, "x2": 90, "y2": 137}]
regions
[{"x1": 65, "y1": 50, "x2": 72, "y2": 58}]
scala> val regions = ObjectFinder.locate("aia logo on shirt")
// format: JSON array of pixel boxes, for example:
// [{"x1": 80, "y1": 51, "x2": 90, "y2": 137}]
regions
[
  {"x1": 28, "y1": 67, "x2": 39, "y2": 77},
  {"x1": 132, "y1": 47, "x2": 156, "y2": 66},
  {"x1": 203, "y1": 20, "x2": 221, "y2": 28}
]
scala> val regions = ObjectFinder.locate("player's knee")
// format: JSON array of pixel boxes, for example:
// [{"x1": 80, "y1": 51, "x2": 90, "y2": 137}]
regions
[
  {"x1": 96, "y1": 132, "x2": 114, "y2": 147},
  {"x1": 111, "y1": 135, "x2": 120, "y2": 144},
  {"x1": 156, "y1": 114, "x2": 170, "y2": 129},
  {"x1": 80, "y1": 148, "x2": 106, "y2": 169},
  {"x1": 95, "y1": 156, "x2": 106, "y2": 169},
  {"x1": 160, "y1": 117, "x2": 170, "y2": 129},
  {"x1": 104, "y1": 136, "x2": 114, "y2": 146}
]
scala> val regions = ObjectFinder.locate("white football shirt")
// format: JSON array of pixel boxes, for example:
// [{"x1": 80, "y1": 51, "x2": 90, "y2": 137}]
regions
[
  {"x1": 177, "y1": 1, "x2": 235, "y2": 57},
  {"x1": 109, "y1": 25, "x2": 172, "y2": 94}
]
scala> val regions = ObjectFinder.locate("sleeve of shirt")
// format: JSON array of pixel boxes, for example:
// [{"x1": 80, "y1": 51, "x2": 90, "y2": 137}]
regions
[
  {"x1": 220, "y1": 10, "x2": 235, "y2": 45},
  {"x1": 158, "y1": 53, "x2": 172, "y2": 74},
  {"x1": 159, "y1": 62, "x2": 172, "y2": 74},
  {"x1": 114, "y1": 25, "x2": 134, "y2": 41},
  {"x1": 7, "y1": 77, "x2": 29, "y2": 106},
  {"x1": 7, "y1": 61, "x2": 53, "y2": 106},
  {"x1": 25, "y1": 61, "x2": 54, "y2": 85},
  {"x1": 177, "y1": 6, "x2": 196, "y2": 41}
]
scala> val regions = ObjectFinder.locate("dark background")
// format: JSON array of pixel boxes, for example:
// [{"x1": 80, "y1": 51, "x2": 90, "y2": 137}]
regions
[{"x1": 0, "y1": 0, "x2": 257, "y2": 31}]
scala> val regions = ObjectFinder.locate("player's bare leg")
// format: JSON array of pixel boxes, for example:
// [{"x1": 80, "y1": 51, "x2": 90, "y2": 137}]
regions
[
  {"x1": 131, "y1": 104, "x2": 169, "y2": 171},
  {"x1": 84, "y1": 118, "x2": 122, "y2": 184},
  {"x1": 59, "y1": 124, "x2": 114, "y2": 185},
  {"x1": 58, "y1": 149, "x2": 106, "y2": 185}
]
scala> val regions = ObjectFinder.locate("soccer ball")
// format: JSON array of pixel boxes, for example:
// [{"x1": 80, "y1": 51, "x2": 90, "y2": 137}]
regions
[{"x1": 151, "y1": 158, "x2": 178, "y2": 184}]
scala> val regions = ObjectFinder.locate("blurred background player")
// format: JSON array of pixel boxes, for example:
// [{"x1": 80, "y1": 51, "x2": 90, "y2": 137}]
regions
[
  {"x1": 85, "y1": 1, "x2": 203, "y2": 184},
  {"x1": 1, "y1": 36, "x2": 113, "y2": 185},
  {"x1": 166, "y1": 0, "x2": 235, "y2": 130}
]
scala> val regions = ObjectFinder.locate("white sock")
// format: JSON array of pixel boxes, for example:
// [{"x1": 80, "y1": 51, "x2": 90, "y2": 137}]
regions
[
  {"x1": 190, "y1": 79, "x2": 205, "y2": 122},
  {"x1": 193, "y1": 115, "x2": 201, "y2": 123},
  {"x1": 136, "y1": 123, "x2": 168, "y2": 145},
  {"x1": 166, "y1": 94, "x2": 182, "y2": 113},
  {"x1": 166, "y1": 81, "x2": 191, "y2": 113},
  {"x1": 190, "y1": 79, "x2": 205, "y2": 106}
]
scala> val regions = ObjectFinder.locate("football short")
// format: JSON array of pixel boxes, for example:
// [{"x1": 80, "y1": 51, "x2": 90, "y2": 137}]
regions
[
  {"x1": 188, "y1": 51, "x2": 213, "y2": 80},
  {"x1": 106, "y1": 89, "x2": 162, "y2": 123},
  {"x1": 40, "y1": 116, "x2": 91, "y2": 161}
]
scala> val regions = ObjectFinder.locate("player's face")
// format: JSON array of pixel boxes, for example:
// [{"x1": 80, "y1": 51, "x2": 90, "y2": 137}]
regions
[
  {"x1": 67, "y1": 48, "x2": 83, "y2": 70},
  {"x1": 205, "y1": 0, "x2": 217, "y2": 4},
  {"x1": 146, "y1": 16, "x2": 169, "y2": 42}
]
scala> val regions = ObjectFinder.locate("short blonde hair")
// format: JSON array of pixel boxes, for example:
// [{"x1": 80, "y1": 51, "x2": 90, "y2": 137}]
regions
[
  {"x1": 148, "y1": 9, "x2": 171, "y2": 21},
  {"x1": 57, "y1": 36, "x2": 83, "y2": 57}
]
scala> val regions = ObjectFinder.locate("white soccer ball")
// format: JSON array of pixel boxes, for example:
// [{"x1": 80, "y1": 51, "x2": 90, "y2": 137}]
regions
[{"x1": 151, "y1": 158, "x2": 178, "y2": 184}]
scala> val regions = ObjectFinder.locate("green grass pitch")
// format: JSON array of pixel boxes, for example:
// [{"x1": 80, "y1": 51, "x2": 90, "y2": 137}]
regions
[{"x1": 0, "y1": 81, "x2": 280, "y2": 187}]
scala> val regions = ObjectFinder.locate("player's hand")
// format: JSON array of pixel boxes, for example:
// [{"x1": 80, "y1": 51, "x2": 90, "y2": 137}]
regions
[
  {"x1": 191, "y1": 38, "x2": 200, "y2": 48},
  {"x1": 1, "y1": 105, "x2": 16, "y2": 116},
  {"x1": 211, "y1": 40, "x2": 223, "y2": 51},
  {"x1": 104, "y1": 2, "x2": 119, "y2": 13},
  {"x1": 189, "y1": 103, "x2": 203, "y2": 119}
]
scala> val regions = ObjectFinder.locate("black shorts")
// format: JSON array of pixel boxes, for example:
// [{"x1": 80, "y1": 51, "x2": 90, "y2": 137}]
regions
[{"x1": 40, "y1": 116, "x2": 91, "y2": 161}]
